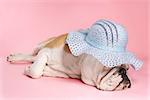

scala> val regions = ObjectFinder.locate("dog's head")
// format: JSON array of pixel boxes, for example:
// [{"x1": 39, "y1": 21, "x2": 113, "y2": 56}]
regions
[{"x1": 64, "y1": 47, "x2": 131, "y2": 91}]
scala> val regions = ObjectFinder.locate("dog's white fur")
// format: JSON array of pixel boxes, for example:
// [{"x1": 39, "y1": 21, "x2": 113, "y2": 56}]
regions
[{"x1": 7, "y1": 34, "x2": 131, "y2": 91}]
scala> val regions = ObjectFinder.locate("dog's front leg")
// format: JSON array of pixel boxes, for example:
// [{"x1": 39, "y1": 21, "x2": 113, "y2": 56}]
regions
[
  {"x1": 96, "y1": 67, "x2": 131, "y2": 91},
  {"x1": 24, "y1": 48, "x2": 50, "y2": 79},
  {"x1": 96, "y1": 68, "x2": 123, "y2": 91}
]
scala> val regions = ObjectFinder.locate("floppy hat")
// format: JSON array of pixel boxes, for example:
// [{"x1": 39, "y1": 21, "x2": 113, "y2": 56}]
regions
[{"x1": 66, "y1": 19, "x2": 143, "y2": 70}]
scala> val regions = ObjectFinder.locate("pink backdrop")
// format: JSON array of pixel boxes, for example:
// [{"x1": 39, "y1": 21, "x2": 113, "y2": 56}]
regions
[{"x1": 0, "y1": 0, "x2": 149, "y2": 100}]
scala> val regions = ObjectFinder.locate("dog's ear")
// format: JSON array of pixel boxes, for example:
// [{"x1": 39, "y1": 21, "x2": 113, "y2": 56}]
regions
[
  {"x1": 121, "y1": 64, "x2": 130, "y2": 70},
  {"x1": 64, "y1": 44, "x2": 71, "y2": 53}
]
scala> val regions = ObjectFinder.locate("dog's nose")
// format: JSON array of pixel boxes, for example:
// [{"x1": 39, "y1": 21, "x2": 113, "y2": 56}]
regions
[{"x1": 118, "y1": 67, "x2": 126, "y2": 74}]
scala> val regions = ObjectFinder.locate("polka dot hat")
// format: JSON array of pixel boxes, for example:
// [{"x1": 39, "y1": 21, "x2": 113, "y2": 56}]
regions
[{"x1": 66, "y1": 19, "x2": 143, "y2": 70}]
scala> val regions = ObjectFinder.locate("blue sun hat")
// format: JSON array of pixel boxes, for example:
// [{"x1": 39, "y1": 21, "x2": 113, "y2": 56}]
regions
[{"x1": 66, "y1": 19, "x2": 143, "y2": 70}]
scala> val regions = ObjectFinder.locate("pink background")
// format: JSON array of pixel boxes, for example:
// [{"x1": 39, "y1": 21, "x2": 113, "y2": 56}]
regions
[{"x1": 0, "y1": 0, "x2": 149, "y2": 100}]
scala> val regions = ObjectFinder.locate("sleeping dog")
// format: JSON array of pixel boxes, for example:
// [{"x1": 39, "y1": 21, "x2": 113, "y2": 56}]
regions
[{"x1": 7, "y1": 20, "x2": 142, "y2": 91}]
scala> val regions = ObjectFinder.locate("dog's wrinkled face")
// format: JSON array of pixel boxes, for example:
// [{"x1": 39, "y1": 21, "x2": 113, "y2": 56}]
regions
[
  {"x1": 79, "y1": 54, "x2": 131, "y2": 91},
  {"x1": 96, "y1": 64, "x2": 131, "y2": 91}
]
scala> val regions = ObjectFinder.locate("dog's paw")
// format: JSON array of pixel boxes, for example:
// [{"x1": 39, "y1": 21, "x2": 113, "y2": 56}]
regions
[
  {"x1": 99, "y1": 72, "x2": 123, "y2": 91},
  {"x1": 96, "y1": 67, "x2": 131, "y2": 91},
  {"x1": 7, "y1": 54, "x2": 22, "y2": 63},
  {"x1": 7, "y1": 54, "x2": 16, "y2": 63},
  {"x1": 24, "y1": 66, "x2": 42, "y2": 79}
]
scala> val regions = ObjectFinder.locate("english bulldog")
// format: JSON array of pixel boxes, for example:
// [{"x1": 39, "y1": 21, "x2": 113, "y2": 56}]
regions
[
  {"x1": 7, "y1": 19, "x2": 143, "y2": 91},
  {"x1": 7, "y1": 33, "x2": 131, "y2": 91}
]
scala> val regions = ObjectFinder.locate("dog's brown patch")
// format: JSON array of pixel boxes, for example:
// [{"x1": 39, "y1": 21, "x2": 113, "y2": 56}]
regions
[
  {"x1": 44, "y1": 34, "x2": 68, "y2": 48},
  {"x1": 64, "y1": 44, "x2": 71, "y2": 53}
]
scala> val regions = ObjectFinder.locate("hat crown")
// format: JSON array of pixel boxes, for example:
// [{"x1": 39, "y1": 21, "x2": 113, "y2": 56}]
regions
[{"x1": 86, "y1": 20, "x2": 128, "y2": 52}]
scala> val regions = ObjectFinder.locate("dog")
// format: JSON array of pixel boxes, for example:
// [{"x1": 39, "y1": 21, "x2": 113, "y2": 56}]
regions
[
  {"x1": 7, "y1": 33, "x2": 131, "y2": 91},
  {"x1": 7, "y1": 19, "x2": 143, "y2": 91}
]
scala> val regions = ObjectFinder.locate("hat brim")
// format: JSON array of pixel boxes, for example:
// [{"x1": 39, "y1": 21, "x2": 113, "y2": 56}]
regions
[{"x1": 66, "y1": 31, "x2": 143, "y2": 70}]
